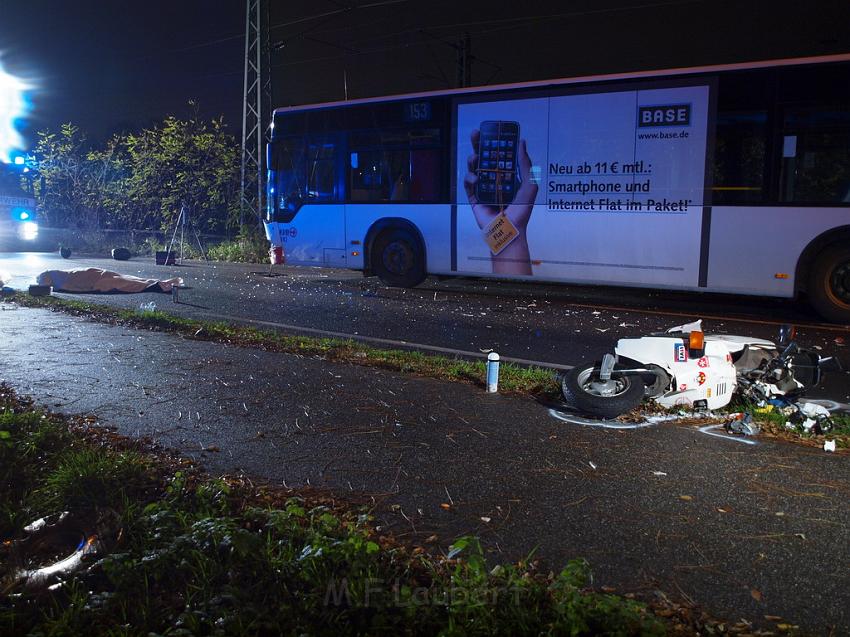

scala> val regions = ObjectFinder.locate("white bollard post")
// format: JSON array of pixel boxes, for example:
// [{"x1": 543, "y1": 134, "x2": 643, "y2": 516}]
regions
[{"x1": 486, "y1": 352, "x2": 500, "y2": 393}]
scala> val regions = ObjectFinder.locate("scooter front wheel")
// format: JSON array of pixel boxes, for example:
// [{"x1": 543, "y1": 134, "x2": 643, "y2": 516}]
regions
[{"x1": 561, "y1": 361, "x2": 646, "y2": 419}]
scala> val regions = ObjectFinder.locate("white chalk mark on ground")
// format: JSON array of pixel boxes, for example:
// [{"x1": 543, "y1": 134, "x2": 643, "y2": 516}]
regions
[
  {"x1": 801, "y1": 398, "x2": 850, "y2": 414},
  {"x1": 697, "y1": 424, "x2": 758, "y2": 446},
  {"x1": 548, "y1": 409, "x2": 679, "y2": 430}
]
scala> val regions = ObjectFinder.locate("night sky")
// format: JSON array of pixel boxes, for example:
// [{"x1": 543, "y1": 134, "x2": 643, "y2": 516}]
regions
[{"x1": 1, "y1": 0, "x2": 847, "y2": 148}]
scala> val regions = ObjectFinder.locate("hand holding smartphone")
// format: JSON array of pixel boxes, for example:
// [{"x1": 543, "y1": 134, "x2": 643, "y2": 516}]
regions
[{"x1": 475, "y1": 120, "x2": 520, "y2": 207}]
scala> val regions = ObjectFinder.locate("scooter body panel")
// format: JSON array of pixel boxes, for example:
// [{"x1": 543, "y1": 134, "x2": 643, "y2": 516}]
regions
[{"x1": 615, "y1": 337, "x2": 739, "y2": 410}]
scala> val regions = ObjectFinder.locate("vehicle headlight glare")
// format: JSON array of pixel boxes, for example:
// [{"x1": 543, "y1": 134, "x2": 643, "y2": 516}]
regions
[{"x1": 21, "y1": 221, "x2": 38, "y2": 240}]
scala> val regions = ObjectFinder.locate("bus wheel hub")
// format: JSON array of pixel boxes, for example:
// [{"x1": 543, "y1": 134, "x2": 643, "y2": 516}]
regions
[
  {"x1": 384, "y1": 242, "x2": 412, "y2": 274},
  {"x1": 831, "y1": 262, "x2": 850, "y2": 303}
]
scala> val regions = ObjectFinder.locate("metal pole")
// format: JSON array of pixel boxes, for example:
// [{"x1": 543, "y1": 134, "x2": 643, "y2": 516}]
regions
[
  {"x1": 240, "y1": 0, "x2": 251, "y2": 229},
  {"x1": 240, "y1": 0, "x2": 265, "y2": 231}
]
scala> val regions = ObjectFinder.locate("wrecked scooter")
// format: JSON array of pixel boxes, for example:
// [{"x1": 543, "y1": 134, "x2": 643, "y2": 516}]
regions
[{"x1": 561, "y1": 320, "x2": 830, "y2": 420}]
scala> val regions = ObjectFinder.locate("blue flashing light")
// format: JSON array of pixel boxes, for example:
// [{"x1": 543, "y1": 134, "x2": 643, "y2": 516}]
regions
[
  {"x1": 0, "y1": 61, "x2": 32, "y2": 163},
  {"x1": 11, "y1": 207, "x2": 33, "y2": 221},
  {"x1": 13, "y1": 156, "x2": 24, "y2": 165}
]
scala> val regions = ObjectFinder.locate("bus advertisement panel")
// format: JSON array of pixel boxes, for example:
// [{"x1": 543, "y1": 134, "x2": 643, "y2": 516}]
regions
[{"x1": 455, "y1": 85, "x2": 710, "y2": 287}]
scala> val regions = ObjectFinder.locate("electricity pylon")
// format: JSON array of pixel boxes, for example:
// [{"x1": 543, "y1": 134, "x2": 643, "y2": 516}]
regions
[{"x1": 240, "y1": 0, "x2": 271, "y2": 229}]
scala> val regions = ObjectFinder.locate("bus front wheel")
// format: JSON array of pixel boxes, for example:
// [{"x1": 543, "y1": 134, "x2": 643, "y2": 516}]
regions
[
  {"x1": 372, "y1": 228, "x2": 426, "y2": 288},
  {"x1": 809, "y1": 245, "x2": 850, "y2": 323}
]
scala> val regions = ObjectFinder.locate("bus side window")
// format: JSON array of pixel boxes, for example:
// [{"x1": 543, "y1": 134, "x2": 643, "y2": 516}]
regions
[
  {"x1": 779, "y1": 106, "x2": 850, "y2": 204},
  {"x1": 349, "y1": 150, "x2": 409, "y2": 202},
  {"x1": 348, "y1": 127, "x2": 442, "y2": 203},
  {"x1": 712, "y1": 111, "x2": 768, "y2": 204},
  {"x1": 350, "y1": 150, "x2": 388, "y2": 201},
  {"x1": 409, "y1": 149, "x2": 440, "y2": 202},
  {"x1": 306, "y1": 141, "x2": 337, "y2": 201}
]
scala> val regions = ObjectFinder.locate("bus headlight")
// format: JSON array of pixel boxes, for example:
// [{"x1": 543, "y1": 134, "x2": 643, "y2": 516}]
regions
[{"x1": 20, "y1": 221, "x2": 38, "y2": 241}]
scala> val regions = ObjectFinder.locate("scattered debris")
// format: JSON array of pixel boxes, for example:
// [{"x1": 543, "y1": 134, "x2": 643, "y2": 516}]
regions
[
  {"x1": 28, "y1": 284, "x2": 51, "y2": 297},
  {"x1": 785, "y1": 401, "x2": 833, "y2": 435},
  {"x1": 111, "y1": 247, "x2": 132, "y2": 261},
  {"x1": 824, "y1": 440, "x2": 836, "y2": 452},
  {"x1": 724, "y1": 412, "x2": 760, "y2": 436},
  {"x1": 698, "y1": 423, "x2": 759, "y2": 446}
]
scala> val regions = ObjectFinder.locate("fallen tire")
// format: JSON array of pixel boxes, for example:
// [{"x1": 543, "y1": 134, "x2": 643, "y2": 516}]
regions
[
  {"x1": 561, "y1": 361, "x2": 646, "y2": 419},
  {"x1": 111, "y1": 247, "x2": 132, "y2": 261},
  {"x1": 59, "y1": 247, "x2": 72, "y2": 259},
  {"x1": 808, "y1": 245, "x2": 850, "y2": 323}
]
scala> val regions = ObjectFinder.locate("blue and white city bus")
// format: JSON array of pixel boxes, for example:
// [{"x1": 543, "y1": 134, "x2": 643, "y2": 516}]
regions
[{"x1": 264, "y1": 54, "x2": 850, "y2": 322}]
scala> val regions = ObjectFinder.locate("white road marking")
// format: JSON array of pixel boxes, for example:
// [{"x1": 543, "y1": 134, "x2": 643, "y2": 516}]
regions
[
  {"x1": 697, "y1": 423, "x2": 758, "y2": 445},
  {"x1": 547, "y1": 409, "x2": 678, "y2": 429}
]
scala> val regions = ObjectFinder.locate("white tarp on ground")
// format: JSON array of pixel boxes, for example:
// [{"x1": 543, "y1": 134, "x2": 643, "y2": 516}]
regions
[{"x1": 37, "y1": 268, "x2": 183, "y2": 293}]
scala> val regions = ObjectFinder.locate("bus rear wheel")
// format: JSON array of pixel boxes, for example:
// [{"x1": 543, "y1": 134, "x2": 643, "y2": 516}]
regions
[
  {"x1": 372, "y1": 228, "x2": 426, "y2": 288},
  {"x1": 809, "y1": 245, "x2": 850, "y2": 323}
]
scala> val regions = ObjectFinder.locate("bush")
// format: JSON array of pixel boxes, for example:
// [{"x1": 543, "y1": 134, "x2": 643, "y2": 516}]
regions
[{"x1": 207, "y1": 232, "x2": 270, "y2": 264}]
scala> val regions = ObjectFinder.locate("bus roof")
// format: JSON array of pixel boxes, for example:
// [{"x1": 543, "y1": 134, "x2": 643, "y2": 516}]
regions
[{"x1": 273, "y1": 52, "x2": 850, "y2": 116}]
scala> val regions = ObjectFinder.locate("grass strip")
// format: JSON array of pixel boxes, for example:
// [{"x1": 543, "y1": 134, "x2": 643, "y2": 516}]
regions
[
  {"x1": 0, "y1": 385, "x2": 670, "y2": 636},
  {"x1": 7, "y1": 294, "x2": 848, "y2": 449},
  {"x1": 8, "y1": 293, "x2": 560, "y2": 397}
]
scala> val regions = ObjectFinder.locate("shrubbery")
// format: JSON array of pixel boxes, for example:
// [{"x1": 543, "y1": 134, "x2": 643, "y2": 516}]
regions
[{"x1": 33, "y1": 107, "x2": 242, "y2": 238}]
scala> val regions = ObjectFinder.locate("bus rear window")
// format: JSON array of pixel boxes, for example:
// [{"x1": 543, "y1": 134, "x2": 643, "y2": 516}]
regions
[{"x1": 779, "y1": 106, "x2": 850, "y2": 204}]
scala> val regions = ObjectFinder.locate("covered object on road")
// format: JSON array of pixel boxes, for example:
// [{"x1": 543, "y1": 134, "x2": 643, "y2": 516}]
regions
[{"x1": 36, "y1": 268, "x2": 182, "y2": 293}]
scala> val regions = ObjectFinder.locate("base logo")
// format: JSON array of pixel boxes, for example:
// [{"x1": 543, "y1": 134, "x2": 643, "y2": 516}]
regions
[{"x1": 674, "y1": 343, "x2": 688, "y2": 363}]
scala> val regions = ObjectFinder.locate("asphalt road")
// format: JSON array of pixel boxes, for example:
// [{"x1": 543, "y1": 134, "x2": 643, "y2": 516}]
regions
[
  {"x1": 2, "y1": 251, "x2": 849, "y2": 402},
  {"x1": 1, "y1": 305, "x2": 848, "y2": 632}
]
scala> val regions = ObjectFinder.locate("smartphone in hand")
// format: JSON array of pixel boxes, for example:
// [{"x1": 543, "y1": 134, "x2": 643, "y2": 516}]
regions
[{"x1": 476, "y1": 120, "x2": 520, "y2": 207}]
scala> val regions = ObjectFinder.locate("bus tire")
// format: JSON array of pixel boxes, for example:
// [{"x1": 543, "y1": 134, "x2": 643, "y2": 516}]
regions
[
  {"x1": 372, "y1": 228, "x2": 426, "y2": 288},
  {"x1": 808, "y1": 245, "x2": 850, "y2": 323}
]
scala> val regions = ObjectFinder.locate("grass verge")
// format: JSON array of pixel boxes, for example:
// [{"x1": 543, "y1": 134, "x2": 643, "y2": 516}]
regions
[
  {"x1": 7, "y1": 293, "x2": 848, "y2": 449},
  {"x1": 0, "y1": 385, "x2": 669, "y2": 636},
  {"x1": 8, "y1": 293, "x2": 560, "y2": 397}
]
